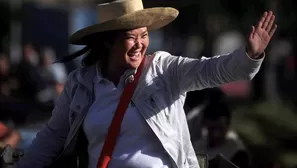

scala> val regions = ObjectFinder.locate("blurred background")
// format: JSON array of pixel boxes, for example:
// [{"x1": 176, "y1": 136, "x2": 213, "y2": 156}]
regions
[{"x1": 0, "y1": 0, "x2": 296, "y2": 167}]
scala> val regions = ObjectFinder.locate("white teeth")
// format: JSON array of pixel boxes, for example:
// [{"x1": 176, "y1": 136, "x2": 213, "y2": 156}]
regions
[
  {"x1": 131, "y1": 53, "x2": 139, "y2": 57},
  {"x1": 128, "y1": 52, "x2": 141, "y2": 61},
  {"x1": 129, "y1": 52, "x2": 140, "y2": 60}
]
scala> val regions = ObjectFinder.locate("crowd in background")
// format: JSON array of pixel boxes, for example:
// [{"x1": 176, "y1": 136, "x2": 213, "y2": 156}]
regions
[
  {"x1": 0, "y1": 0, "x2": 297, "y2": 168},
  {"x1": 0, "y1": 43, "x2": 68, "y2": 150}
]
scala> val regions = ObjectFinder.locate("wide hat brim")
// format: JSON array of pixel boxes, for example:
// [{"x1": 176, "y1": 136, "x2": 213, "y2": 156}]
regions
[{"x1": 70, "y1": 7, "x2": 178, "y2": 45}]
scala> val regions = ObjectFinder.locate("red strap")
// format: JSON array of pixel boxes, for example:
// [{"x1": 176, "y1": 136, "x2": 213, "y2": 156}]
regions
[{"x1": 96, "y1": 57, "x2": 146, "y2": 168}]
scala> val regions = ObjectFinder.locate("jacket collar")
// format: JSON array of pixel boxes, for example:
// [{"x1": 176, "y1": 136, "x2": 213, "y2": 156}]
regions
[
  {"x1": 76, "y1": 65, "x2": 96, "y2": 91},
  {"x1": 94, "y1": 63, "x2": 137, "y2": 84}
]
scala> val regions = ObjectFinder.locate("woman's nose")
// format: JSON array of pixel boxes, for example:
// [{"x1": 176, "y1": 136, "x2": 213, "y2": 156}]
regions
[{"x1": 134, "y1": 40, "x2": 142, "y2": 49}]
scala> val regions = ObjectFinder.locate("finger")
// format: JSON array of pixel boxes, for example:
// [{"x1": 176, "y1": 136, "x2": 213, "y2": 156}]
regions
[
  {"x1": 269, "y1": 24, "x2": 277, "y2": 37},
  {"x1": 266, "y1": 15, "x2": 275, "y2": 32},
  {"x1": 257, "y1": 11, "x2": 268, "y2": 29},
  {"x1": 262, "y1": 11, "x2": 273, "y2": 29}
]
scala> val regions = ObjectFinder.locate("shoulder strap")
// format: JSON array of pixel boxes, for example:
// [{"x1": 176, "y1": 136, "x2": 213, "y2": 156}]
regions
[{"x1": 96, "y1": 57, "x2": 146, "y2": 168}]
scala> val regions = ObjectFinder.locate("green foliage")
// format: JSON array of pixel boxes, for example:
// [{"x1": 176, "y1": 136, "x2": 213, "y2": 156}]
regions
[{"x1": 232, "y1": 102, "x2": 297, "y2": 168}]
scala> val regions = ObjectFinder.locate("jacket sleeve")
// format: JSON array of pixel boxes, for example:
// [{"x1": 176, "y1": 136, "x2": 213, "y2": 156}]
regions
[
  {"x1": 15, "y1": 71, "x2": 76, "y2": 168},
  {"x1": 159, "y1": 47, "x2": 264, "y2": 93}
]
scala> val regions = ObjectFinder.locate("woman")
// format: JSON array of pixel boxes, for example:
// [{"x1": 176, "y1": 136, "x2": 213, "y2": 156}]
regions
[{"x1": 15, "y1": 0, "x2": 277, "y2": 167}]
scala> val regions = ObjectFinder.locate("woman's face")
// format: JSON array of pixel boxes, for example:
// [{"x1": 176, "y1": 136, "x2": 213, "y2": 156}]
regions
[{"x1": 109, "y1": 27, "x2": 149, "y2": 69}]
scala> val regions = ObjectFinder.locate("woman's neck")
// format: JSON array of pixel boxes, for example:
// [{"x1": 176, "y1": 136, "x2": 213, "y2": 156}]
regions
[{"x1": 101, "y1": 62, "x2": 127, "y2": 85}]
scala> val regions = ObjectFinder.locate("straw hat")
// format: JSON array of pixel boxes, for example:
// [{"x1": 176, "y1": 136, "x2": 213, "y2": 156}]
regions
[{"x1": 70, "y1": 0, "x2": 179, "y2": 45}]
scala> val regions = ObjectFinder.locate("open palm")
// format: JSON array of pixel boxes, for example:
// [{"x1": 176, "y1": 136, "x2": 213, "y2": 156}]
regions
[{"x1": 248, "y1": 11, "x2": 277, "y2": 58}]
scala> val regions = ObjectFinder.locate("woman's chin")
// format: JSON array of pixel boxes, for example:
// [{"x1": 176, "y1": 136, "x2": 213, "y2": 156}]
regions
[
  {"x1": 126, "y1": 61, "x2": 140, "y2": 69},
  {"x1": 127, "y1": 58, "x2": 143, "y2": 69}
]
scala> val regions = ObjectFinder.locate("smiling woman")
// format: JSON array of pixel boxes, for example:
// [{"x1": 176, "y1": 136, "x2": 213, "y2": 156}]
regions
[
  {"x1": 14, "y1": 0, "x2": 276, "y2": 168},
  {"x1": 77, "y1": 27, "x2": 149, "y2": 85}
]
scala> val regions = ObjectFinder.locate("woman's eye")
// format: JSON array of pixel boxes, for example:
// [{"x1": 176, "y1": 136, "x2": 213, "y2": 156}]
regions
[
  {"x1": 125, "y1": 36, "x2": 135, "y2": 40},
  {"x1": 142, "y1": 34, "x2": 148, "y2": 39}
]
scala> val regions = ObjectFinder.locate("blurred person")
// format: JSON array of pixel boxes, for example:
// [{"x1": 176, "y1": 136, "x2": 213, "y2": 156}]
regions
[
  {"x1": 0, "y1": 53, "x2": 30, "y2": 125},
  {"x1": 40, "y1": 47, "x2": 68, "y2": 86},
  {"x1": 183, "y1": 35, "x2": 205, "y2": 59},
  {"x1": 15, "y1": 44, "x2": 47, "y2": 103},
  {"x1": 193, "y1": 101, "x2": 250, "y2": 168},
  {"x1": 39, "y1": 47, "x2": 68, "y2": 102},
  {"x1": 266, "y1": 38, "x2": 292, "y2": 102},
  {"x1": 202, "y1": 14, "x2": 231, "y2": 57},
  {"x1": 186, "y1": 88, "x2": 226, "y2": 142},
  {"x1": 267, "y1": 38, "x2": 297, "y2": 104},
  {"x1": 213, "y1": 30, "x2": 245, "y2": 56},
  {"x1": 0, "y1": 122, "x2": 21, "y2": 149},
  {"x1": 213, "y1": 30, "x2": 252, "y2": 98},
  {"x1": 186, "y1": 102, "x2": 204, "y2": 142},
  {"x1": 23, "y1": 44, "x2": 39, "y2": 66},
  {"x1": 15, "y1": 0, "x2": 276, "y2": 167},
  {"x1": 0, "y1": 54, "x2": 11, "y2": 96}
]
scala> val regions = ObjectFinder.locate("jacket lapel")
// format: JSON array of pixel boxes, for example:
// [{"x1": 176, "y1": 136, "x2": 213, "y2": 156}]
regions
[{"x1": 51, "y1": 65, "x2": 96, "y2": 168}]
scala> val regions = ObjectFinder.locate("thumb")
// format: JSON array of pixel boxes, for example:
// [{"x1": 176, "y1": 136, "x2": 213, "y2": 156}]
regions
[{"x1": 249, "y1": 26, "x2": 255, "y2": 40}]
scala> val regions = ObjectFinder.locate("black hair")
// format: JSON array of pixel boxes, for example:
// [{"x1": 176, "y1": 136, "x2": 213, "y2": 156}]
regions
[
  {"x1": 80, "y1": 44, "x2": 109, "y2": 67},
  {"x1": 54, "y1": 30, "x2": 122, "y2": 66}
]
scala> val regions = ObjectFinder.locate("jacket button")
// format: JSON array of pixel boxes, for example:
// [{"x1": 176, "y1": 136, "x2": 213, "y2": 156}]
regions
[{"x1": 127, "y1": 75, "x2": 134, "y2": 83}]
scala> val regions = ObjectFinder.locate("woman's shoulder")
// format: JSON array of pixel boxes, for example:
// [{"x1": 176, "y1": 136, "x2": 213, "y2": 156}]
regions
[
  {"x1": 151, "y1": 50, "x2": 172, "y2": 58},
  {"x1": 148, "y1": 51, "x2": 181, "y2": 70},
  {"x1": 149, "y1": 50, "x2": 178, "y2": 63},
  {"x1": 65, "y1": 65, "x2": 96, "y2": 87}
]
